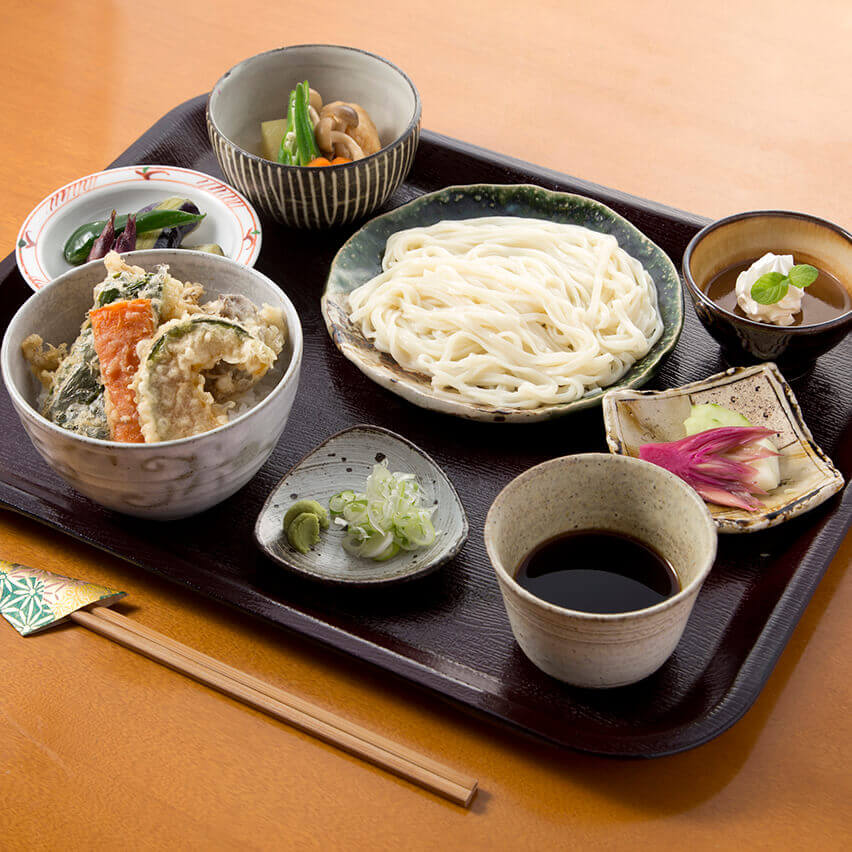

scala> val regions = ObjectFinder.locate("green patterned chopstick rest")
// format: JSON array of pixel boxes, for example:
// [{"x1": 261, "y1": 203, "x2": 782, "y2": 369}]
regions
[{"x1": 0, "y1": 560, "x2": 125, "y2": 636}]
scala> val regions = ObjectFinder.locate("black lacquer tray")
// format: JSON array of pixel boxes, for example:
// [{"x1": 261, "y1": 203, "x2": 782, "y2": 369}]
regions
[{"x1": 2, "y1": 95, "x2": 850, "y2": 756}]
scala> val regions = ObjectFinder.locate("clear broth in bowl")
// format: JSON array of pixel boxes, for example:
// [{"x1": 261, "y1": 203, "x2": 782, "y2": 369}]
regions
[{"x1": 706, "y1": 260, "x2": 850, "y2": 326}]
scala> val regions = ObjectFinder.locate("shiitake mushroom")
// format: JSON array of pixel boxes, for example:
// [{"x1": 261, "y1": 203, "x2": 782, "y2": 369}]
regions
[{"x1": 314, "y1": 99, "x2": 381, "y2": 160}]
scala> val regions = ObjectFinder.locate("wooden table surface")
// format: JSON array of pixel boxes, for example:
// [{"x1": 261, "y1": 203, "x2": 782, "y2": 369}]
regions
[{"x1": 1, "y1": 1, "x2": 850, "y2": 848}]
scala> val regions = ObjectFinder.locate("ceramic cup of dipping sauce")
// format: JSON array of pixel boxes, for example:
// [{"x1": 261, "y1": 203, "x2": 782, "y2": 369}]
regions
[{"x1": 484, "y1": 453, "x2": 717, "y2": 688}]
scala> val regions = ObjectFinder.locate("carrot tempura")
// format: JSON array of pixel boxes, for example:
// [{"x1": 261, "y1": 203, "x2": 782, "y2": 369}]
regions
[{"x1": 89, "y1": 298, "x2": 156, "y2": 442}]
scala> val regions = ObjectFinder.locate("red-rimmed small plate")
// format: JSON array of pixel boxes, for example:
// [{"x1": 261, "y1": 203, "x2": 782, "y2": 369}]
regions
[{"x1": 15, "y1": 165, "x2": 263, "y2": 291}]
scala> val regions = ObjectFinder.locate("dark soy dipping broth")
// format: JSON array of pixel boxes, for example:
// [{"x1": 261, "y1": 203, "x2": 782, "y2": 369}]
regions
[
  {"x1": 706, "y1": 259, "x2": 851, "y2": 326},
  {"x1": 515, "y1": 530, "x2": 680, "y2": 614}
]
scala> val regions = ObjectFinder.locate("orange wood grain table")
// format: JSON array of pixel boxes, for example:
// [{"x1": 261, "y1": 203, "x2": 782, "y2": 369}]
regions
[{"x1": 1, "y1": 1, "x2": 850, "y2": 848}]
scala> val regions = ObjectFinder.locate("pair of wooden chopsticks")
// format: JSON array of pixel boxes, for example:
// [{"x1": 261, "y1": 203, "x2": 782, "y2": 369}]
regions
[{"x1": 70, "y1": 606, "x2": 477, "y2": 807}]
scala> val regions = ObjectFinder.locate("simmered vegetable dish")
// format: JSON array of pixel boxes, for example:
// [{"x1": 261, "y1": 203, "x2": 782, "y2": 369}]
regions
[{"x1": 260, "y1": 80, "x2": 381, "y2": 166}]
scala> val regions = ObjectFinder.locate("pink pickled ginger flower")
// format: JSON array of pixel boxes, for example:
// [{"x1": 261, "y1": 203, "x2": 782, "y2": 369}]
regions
[{"x1": 639, "y1": 426, "x2": 778, "y2": 512}]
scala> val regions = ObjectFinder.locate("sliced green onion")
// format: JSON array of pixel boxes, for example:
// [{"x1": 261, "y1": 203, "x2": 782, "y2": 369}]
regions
[
  {"x1": 342, "y1": 530, "x2": 393, "y2": 559},
  {"x1": 394, "y1": 512, "x2": 436, "y2": 550},
  {"x1": 328, "y1": 462, "x2": 441, "y2": 563},
  {"x1": 329, "y1": 490, "x2": 357, "y2": 514},
  {"x1": 374, "y1": 541, "x2": 400, "y2": 562}
]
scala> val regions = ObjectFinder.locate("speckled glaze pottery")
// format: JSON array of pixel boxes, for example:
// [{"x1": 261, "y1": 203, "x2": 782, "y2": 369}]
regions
[
  {"x1": 1, "y1": 250, "x2": 303, "y2": 520},
  {"x1": 254, "y1": 426, "x2": 468, "y2": 586},
  {"x1": 602, "y1": 362, "x2": 844, "y2": 534},
  {"x1": 207, "y1": 45, "x2": 421, "y2": 228},
  {"x1": 254, "y1": 425, "x2": 468, "y2": 585},
  {"x1": 683, "y1": 210, "x2": 852, "y2": 374},
  {"x1": 484, "y1": 453, "x2": 717, "y2": 688},
  {"x1": 322, "y1": 183, "x2": 684, "y2": 422}
]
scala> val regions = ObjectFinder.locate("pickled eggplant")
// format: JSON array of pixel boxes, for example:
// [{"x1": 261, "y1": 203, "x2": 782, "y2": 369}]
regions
[{"x1": 135, "y1": 198, "x2": 202, "y2": 250}]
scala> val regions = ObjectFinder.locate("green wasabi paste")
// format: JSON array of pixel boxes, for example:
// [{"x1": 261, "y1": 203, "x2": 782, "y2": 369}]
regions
[{"x1": 283, "y1": 499, "x2": 329, "y2": 553}]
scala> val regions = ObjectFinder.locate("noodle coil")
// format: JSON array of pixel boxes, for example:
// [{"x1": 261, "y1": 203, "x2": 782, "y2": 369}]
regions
[{"x1": 347, "y1": 217, "x2": 663, "y2": 409}]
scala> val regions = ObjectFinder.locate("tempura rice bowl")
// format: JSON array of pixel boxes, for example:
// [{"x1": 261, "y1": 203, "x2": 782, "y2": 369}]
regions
[{"x1": 1, "y1": 250, "x2": 303, "y2": 519}]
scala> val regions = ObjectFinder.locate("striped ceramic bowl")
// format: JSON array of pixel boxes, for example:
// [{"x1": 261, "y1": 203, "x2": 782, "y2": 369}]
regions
[{"x1": 207, "y1": 45, "x2": 421, "y2": 229}]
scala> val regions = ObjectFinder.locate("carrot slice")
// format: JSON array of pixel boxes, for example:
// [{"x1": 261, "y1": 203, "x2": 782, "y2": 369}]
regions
[
  {"x1": 306, "y1": 156, "x2": 353, "y2": 166},
  {"x1": 89, "y1": 298, "x2": 156, "y2": 443}
]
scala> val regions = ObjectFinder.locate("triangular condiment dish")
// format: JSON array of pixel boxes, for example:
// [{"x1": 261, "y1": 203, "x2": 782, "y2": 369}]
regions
[{"x1": 254, "y1": 425, "x2": 468, "y2": 584}]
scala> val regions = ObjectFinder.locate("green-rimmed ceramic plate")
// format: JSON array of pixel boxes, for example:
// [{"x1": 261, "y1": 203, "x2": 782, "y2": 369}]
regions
[{"x1": 321, "y1": 184, "x2": 684, "y2": 422}]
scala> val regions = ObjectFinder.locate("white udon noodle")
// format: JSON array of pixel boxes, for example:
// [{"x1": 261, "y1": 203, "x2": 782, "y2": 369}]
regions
[{"x1": 347, "y1": 217, "x2": 664, "y2": 409}]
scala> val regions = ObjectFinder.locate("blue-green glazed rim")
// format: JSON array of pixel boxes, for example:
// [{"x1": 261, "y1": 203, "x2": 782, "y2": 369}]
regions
[{"x1": 321, "y1": 183, "x2": 684, "y2": 422}]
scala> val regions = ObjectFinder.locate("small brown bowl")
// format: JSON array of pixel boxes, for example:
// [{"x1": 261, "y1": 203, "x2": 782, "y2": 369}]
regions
[{"x1": 682, "y1": 211, "x2": 852, "y2": 374}]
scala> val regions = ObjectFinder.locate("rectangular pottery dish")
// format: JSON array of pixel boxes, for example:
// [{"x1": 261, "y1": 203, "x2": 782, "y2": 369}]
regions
[{"x1": 602, "y1": 363, "x2": 845, "y2": 533}]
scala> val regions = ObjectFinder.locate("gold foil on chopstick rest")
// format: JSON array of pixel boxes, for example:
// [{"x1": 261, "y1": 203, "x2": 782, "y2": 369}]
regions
[{"x1": 0, "y1": 560, "x2": 125, "y2": 636}]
